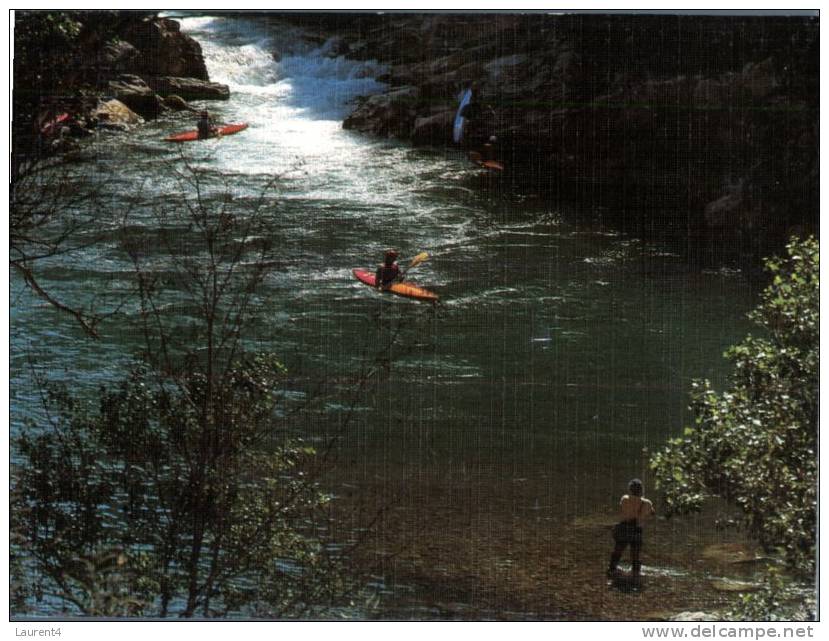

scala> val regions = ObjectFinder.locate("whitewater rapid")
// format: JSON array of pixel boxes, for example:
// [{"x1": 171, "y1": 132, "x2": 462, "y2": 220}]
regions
[{"x1": 177, "y1": 16, "x2": 390, "y2": 177}]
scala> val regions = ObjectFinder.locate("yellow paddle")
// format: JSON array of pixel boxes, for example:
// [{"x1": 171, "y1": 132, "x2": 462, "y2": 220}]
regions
[{"x1": 399, "y1": 252, "x2": 429, "y2": 281}]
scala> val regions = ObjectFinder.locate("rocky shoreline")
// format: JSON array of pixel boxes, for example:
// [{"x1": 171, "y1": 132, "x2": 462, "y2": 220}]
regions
[
  {"x1": 279, "y1": 12, "x2": 819, "y2": 262},
  {"x1": 14, "y1": 12, "x2": 229, "y2": 154},
  {"x1": 15, "y1": 11, "x2": 819, "y2": 263}
]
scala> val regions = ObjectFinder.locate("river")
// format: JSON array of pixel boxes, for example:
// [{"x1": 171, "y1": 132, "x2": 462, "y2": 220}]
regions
[{"x1": 10, "y1": 15, "x2": 765, "y2": 619}]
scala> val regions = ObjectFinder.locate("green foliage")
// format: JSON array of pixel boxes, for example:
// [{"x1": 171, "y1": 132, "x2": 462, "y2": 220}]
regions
[
  {"x1": 13, "y1": 12, "x2": 84, "y2": 145},
  {"x1": 651, "y1": 236, "x2": 818, "y2": 572},
  {"x1": 12, "y1": 356, "x2": 344, "y2": 617},
  {"x1": 14, "y1": 11, "x2": 83, "y2": 69},
  {"x1": 727, "y1": 569, "x2": 816, "y2": 621}
]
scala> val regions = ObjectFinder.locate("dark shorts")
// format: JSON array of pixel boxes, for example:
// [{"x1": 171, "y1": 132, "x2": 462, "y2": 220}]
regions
[{"x1": 612, "y1": 520, "x2": 643, "y2": 548}]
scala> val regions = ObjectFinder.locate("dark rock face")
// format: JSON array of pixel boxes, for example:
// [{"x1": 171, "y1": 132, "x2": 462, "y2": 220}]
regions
[
  {"x1": 412, "y1": 110, "x2": 456, "y2": 145},
  {"x1": 343, "y1": 86, "x2": 419, "y2": 138},
  {"x1": 121, "y1": 17, "x2": 210, "y2": 80},
  {"x1": 285, "y1": 12, "x2": 818, "y2": 260},
  {"x1": 164, "y1": 94, "x2": 194, "y2": 111},
  {"x1": 107, "y1": 74, "x2": 166, "y2": 120},
  {"x1": 101, "y1": 39, "x2": 142, "y2": 75},
  {"x1": 145, "y1": 76, "x2": 231, "y2": 101},
  {"x1": 114, "y1": 17, "x2": 230, "y2": 107}
]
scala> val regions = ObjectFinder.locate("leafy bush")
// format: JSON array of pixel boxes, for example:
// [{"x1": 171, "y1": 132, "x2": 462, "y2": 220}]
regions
[
  {"x1": 651, "y1": 236, "x2": 818, "y2": 572},
  {"x1": 12, "y1": 357, "x2": 343, "y2": 617},
  {"x1": 727, "y1": 569, "x2": 816, "y2": 621}
]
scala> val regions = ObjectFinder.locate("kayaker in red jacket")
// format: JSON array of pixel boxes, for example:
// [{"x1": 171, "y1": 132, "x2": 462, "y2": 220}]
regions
[{"x1": 375, "y1": 250, "x2": 401, "y2": 288}]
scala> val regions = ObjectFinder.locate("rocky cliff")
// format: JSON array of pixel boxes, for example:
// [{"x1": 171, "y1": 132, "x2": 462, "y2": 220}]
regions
[
  {"x1": 282, "y1": 12, "x2": 819, "y2": 261},
  {"x1": 13, "y1": 11, "x2": 229, "y2": 158}
]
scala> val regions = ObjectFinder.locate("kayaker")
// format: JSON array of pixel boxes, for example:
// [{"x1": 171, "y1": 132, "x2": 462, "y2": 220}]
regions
[
  {"x1": 197, "y1": 110, "x2": 217, "y2": 139},
  {"x1": 481, "y1": 135, "x2": 498, "y2": 161},
  {"x1": 375, "y1": 250, "x2": 401, "y2": 288},
  {"x1": 607, "y1": 478, "x2": 655, "y2": 585}
]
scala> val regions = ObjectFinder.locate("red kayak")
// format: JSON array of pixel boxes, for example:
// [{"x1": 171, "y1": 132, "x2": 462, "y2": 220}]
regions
[
  {"x1": 40, "y1": 113, "x2": 70, "y2": 137},
  {"x1": 164, "y1": 122, "x2": 248, "y2": 142},
  {"x1": 468, "y1": 151, "x2": 504, "y2": 171},
  {"x1": 353, "y1": 269, "x2": 438, "y2": 302}
]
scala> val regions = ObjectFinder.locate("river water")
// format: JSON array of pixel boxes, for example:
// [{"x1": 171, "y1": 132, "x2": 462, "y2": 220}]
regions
[{"x1": 11, "y1": 16, "x2": 766, "y2": 619}]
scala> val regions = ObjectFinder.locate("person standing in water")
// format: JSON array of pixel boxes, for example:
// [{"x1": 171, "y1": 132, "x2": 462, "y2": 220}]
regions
[
  {"x1": 375, "y1": 249, "x2": 401, "y2": 288},
  {"x1": 607, "y1": 478, "x2": 655, "y2": 584}
]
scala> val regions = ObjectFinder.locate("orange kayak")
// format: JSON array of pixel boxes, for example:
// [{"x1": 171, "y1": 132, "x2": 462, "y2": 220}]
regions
[
  {"x1": 164, "y1": 122, "x2": 248, "y2": 142},
  {"x1": 468, "y1": 150, "x2": 504, "y2": 171},
  {"x1": 352, "y1": 269, "x2": 438, "y2": 302}
]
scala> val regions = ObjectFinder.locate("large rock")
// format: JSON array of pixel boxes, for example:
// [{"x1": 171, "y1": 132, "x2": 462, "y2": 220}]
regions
[
  {"x1": 164, "y1": 94, "x2": 195, "y2": 111},
  {"x1": 144, "y1": 76, "x2": 231, "y2": 101},
  {"x1": 101, "y1": 40, "x2": 142, "y2": 75},
  {"x1": 319, "y1": 35, "x2": 351, "y2": 58},
  {"x1": 710, "y1": 579, "x2": 763, "y2": 593},
  {"x1": 485, "y1": 54, "x2": 528, "y2": 90},
  {"x1": 343, "y1": 86, "x2": 420, "y2": 138},
  {"x1": 411, "y1": 110, "x2": 455, "y2": 144},
  {"x1": 704, "y1": 185, "x2": 748, "y2": 231},
  {"x1": 93, "y1": 99, "x2": 144, "y2": 127},
  {"x1": 693, "y1": 74, "x2": 740, "y2": 107},
  {"x1": 671, "y1": 612, "x2": 718, "y2": 622},
  {"x1": 742, "y1": 57, "x2": 778, "y2": 99},
  {"x1": 107, "y1": 75, "x2": 166, "y2": 120},
  {"x1": 121, "y1": 17, "x2": 209, "y2": 80}
]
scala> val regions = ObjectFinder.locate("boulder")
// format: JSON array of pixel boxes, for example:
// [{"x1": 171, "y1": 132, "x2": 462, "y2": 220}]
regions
[
  {"x1": 743, "y1": 57, "x2": 778, "y2": 99},
  {"x1": 323, "y1": 13, "x2": 817, "y2": 252},
  {"x1": 553, "y1": 50, "x2": 581, "y2": 81},
  {"x1": 693, "y1": 75, "x2": 740, "y2": 108},
  {"x1": 485, "y1": 54, "x2": 528, "y2": 85},
  {"x1": 671, "y1": 612, "x2": 718, "y2": 622},
  {"x1": 164, "y1": 94, "x2": 195, "y2": 111},
  {"x1": 343, "y1": 86, "x2": 420, "y2": 138},
  {"x1": 121, "y1": 17, "x2": 209, "y2": 80},
  {"x1": 107, "y1": 75, "x2": 166, "y2": 120},
  {"x1": 704, "y1": 185, "x2": 747, "y2": 231},
  {"x1": 412, "y1": 110, "x2": 455, "y2": 144},
  {"x1": 710, "y1": 579, "x2": 763, "y2": 593},
  {"x1": 101, "y1": 39, "x2": 142, "y2": 75},
  {"x1": 144, "y1": 76, "x2": 231, "y2": 101},
  {"x1": 93, "y1": 99, "x2": 144, "y2": 127}
]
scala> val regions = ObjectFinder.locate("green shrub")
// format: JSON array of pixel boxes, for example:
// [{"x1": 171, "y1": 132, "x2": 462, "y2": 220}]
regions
[{"x1": 651, "y1": 236, "x2": 818, "y2": 572}]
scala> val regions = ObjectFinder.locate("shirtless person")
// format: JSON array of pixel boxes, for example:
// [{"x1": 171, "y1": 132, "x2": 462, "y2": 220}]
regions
[{"x1": 608, "y1": 478, "x2": 655, "y2": 584}]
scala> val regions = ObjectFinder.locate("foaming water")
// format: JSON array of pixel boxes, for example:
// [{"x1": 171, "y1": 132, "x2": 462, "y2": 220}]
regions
[
  {"x1": 175, "y1": 17, "x2": 398, "y2": 192},
  {"x1": 182, "y1": 17, "x2": 386, "y2": 137}
]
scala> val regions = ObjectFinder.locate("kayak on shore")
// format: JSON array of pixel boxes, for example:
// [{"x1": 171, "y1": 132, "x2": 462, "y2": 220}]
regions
[
  {"x1": 352, "y1": 269, "x2": 439, "y2": 302},
  {"x1": 164, "y1": 122, "x2": 248, "y2": 142}
]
